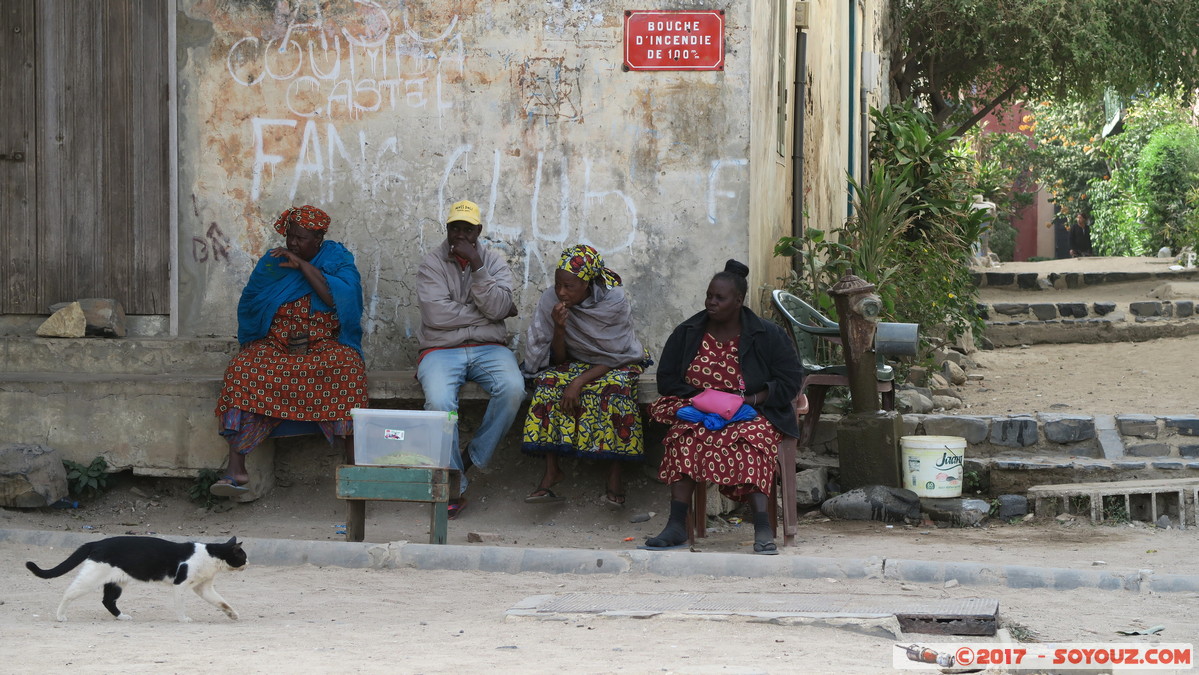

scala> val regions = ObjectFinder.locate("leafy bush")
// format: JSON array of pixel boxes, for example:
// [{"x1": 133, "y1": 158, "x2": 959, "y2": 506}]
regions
[
  {"x1": 1136, "y1": 123, "x2": 1199, "y2": 251},
  {"x1": 1087, "y1": 168, "x2": 1150, "y2": 256},
  {"x1": 189, "y1": 468, "x2": 222, "y2": 508},
  {"x1": 63, "y1": 456, "x2": 110, "y2": 499},
  {"x1": 866, "y1": 103, "x2": 985, "y2": 347},
  {"x1": 773, "y1": 227, "x2": 853, "y2": 318}
]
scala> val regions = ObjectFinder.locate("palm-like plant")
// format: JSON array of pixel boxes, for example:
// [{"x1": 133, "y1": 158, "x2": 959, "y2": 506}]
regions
[{"x1": 843, "y1": 161, "x2": 918, "y2": 289}]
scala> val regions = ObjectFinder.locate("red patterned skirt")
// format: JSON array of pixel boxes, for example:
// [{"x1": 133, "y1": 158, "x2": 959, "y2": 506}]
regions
[
  {"x1": 649, "y1": 333, "x2": 780, "y2": 500},
  {"x1": 216, "y1": 296, "x2": 367, "y2": 430}
]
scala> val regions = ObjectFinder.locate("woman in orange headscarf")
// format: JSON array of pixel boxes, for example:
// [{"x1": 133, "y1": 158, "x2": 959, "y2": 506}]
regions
[{"x1": 210, "y1": 205, "x2": 367, "y2": 496}]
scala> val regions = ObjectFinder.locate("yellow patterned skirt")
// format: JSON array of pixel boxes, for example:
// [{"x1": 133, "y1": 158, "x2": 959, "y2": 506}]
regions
[{"x1": 521, "y1": 361, "x2": 644, "y2": 461}]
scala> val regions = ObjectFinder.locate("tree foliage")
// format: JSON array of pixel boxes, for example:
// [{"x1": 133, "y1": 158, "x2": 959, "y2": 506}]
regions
[
  {"x1": 890, "y1": 0, "x2": 1199, "y2": 135},
  {"x1": 980, "y1": 92, "x2": 1198, "y2": 255}
]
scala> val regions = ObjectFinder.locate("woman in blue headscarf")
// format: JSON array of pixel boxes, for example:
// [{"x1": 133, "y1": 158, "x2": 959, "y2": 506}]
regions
[
  {"x1": 521, "y1": 245, "x2": 648, "y2": 508},
  {"x1": 210, "y1": 205, "x2": 367, "y2": 496}
]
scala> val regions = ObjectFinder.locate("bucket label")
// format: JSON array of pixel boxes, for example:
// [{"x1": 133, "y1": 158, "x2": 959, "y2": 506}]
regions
[
  {"x1": 936, "y1": 452, "x2": 962, "y2": 469},
  {"x1": 384, "y1": 429, "x2": 405, "y2": 441}
]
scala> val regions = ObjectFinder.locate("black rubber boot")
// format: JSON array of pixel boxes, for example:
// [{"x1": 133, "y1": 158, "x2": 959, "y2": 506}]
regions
[
  {"x1": 752, "y1": 510, "x2": 778, "y2": 554},
  {"x1": 644, "y1": 500, "x2": 690, "y2": 548}
]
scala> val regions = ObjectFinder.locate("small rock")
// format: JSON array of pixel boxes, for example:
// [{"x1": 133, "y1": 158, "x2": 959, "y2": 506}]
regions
[
  {"x1": 996, "y1": 494, "x2": 1028, "y2": 520},
  {"x1": 1156, "y1": 515, "x2": 1172, "y2": 529},
  {"x1": 1092, "y1": 561, "x2": 1107, "y2": 566},
  {"x1": 48, "y1": 298, "x2": 127, "y2": 337},
  {"x1": 820, "y1": 485, "x2": 922, "y2": 523},
  {"x1": 794, "y1": 467, "x2": 828, "y2": 506},
  {"x1": 36, "y1": 302, "x2": 87, "y2": 338},
  {"x1": 0, "y1": 443, "x2": 70, "y2": 507},
  {"x1": 628, "y1": 512, "x2": 653, "y2": 524},
  {"x1": 922, "y1": 497, "x2": 990, "y2": 527},
  {"x1": 944, "y1": 579, "x2": 960, "y2": 589},
  {"x1": 942, "y1": 360, "x2": 967, "y2": 386},
  {"x1": 896, "y1": 389, "x2": 934, "y2": 414},
  {"x1": 931, "y1": 395, "x2": 962, "y2": 411},
  {"x1": 905, "y1": 366, "x2": 929, "y2": 387},
  {"x1": 130, "y1": 487, "x2": 149, "y2": 499},
  {"x1": 466, "y1": 531, "x2": 504, "y2": 543},
  {"x1": 966, "y1": 373, "x2": 984, "y2": 381}
]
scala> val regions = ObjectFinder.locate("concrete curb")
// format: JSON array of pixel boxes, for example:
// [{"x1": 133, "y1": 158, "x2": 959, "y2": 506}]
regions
[{"x1": 5, "y1": 528, "x2": 1198, "y2": 593}]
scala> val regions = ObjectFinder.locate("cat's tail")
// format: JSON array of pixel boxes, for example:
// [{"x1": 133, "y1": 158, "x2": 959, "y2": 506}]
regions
[{"x1": 25, "y1": 544, "x2": 93, "y2": 579}]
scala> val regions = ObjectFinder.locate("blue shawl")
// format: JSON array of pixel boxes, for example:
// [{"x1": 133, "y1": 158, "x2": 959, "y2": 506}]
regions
[{"x1": 236, "y1": 241, "x2": 364, "y2": 358}]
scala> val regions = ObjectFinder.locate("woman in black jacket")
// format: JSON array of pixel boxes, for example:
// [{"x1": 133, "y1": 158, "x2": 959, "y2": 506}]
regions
[{"x1": 644, "y1": 260, "x2": 804, "y2": 554}]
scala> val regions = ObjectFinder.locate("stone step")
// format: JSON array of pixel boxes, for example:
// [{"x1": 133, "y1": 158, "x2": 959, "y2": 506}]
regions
[
  {"x1": 981, "y1": 299, "x2": 1195, "y2": 322},
  {"x1": 972, "y1": 268, "x2": 1199, "y2": 290},
  {"x1": 981, "y1": 315, "x2": 1199, "y2": 347}
]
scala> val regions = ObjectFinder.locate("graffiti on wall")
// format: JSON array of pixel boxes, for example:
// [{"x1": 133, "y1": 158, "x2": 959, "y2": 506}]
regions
[
  {"x1": 205, "y1": 2, "x2": 750, "y2": 353},
  {"x1": 519, "y1": 57, "x2": 583, "y2": 123},
  {"x1": 192, "y1": 222, "x2": 232, "y2": 264},
  {"x1": 226, "y1": 2, "x2": 464, "y2": 119}
]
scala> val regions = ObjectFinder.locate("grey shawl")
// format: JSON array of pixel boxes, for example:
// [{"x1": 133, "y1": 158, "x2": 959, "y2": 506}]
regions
[{"x1": 522, "y1": 283, "x2": 644, "y2": 375}]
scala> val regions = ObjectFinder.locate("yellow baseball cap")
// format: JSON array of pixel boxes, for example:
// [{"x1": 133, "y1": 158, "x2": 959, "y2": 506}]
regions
[{"x1": 447, "y1": 200, "x2": 481, "y2": 226}]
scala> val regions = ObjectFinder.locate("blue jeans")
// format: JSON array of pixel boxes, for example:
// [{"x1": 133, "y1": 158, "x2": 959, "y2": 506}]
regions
[{"x1": 417, "y1": 344, "x2": 525, "y2": 494}]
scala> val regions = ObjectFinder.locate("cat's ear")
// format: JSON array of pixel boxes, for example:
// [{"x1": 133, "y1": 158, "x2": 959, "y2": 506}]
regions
[{"x1": 226, "y1": 536, "x2": 239, "y2": 546}]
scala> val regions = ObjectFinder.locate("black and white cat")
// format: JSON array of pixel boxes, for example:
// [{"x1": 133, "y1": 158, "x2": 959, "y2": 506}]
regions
[{"x1": 25, "y1": 535, "x2": 248, "y2": 622}]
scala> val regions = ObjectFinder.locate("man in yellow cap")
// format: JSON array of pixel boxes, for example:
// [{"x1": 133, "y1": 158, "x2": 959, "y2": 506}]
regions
[{"x1": 415, "y1": 200, "x2": 524, "y2": 518}]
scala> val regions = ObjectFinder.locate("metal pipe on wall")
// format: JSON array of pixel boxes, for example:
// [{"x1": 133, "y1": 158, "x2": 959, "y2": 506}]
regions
[
  {"x1": 791, "y1": 27, "x2": 807, "y2": 267},
  {"x1": 846, "y1": 0, "x2": 857, "y2": 218}
]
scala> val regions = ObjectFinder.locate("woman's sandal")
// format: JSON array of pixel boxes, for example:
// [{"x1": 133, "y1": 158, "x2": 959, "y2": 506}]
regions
[
  {"x1": 602, "y1": 490, "x2": 625, "y2": 509},
  {"x1": 753, "y1": 540, "x2": 780, "y2": 555},
  {"x1": 524, "y1": 488, "x2": 564, "y2": 504},
  {"x1": 448, "y1": 497, "x2": 467, "y2": 520},
  {"x1": 209, "y1": 475, "x2": 250, "y2": 497}
]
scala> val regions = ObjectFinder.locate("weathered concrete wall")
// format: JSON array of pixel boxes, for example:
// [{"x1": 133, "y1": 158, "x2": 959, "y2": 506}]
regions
[
  {"x1": 798, "y1": 0, "x2": 891, "y2": 257},
  {"x1": 1, "y1": 1, "x2": 894, "y2": 478},
  {"x1": 176, "y1": 0, "x2": 758, "y2": 368},
  {"x1": 748, "y1": 0, "x2": 793, "y2": 307}
]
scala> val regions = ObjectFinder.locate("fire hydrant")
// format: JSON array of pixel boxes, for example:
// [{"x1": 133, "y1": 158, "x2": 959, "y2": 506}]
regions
[
  {"x1": 829, "y1": 272, "x2": 904, "y2": 490},
  {"x1": 829, "y1": 273, "x2": 882, "y2": 413}
]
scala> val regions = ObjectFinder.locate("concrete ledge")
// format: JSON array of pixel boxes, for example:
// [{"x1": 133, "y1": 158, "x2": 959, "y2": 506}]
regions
[{"x1": 5, "y1": 528, "x2": 1197, "y2": 592}]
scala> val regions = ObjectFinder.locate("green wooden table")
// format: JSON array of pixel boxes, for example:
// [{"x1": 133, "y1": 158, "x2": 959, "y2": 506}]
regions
[{"x1": 335, "y1": 465, "x2": 457, "y2": 544}]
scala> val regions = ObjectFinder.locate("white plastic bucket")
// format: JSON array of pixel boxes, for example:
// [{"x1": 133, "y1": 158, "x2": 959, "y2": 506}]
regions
[{"x1": 900, "y1": 435, "x2": 966, "y2": 498}]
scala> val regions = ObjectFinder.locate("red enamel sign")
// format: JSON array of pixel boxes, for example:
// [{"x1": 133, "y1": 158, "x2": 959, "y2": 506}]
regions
[{"x1": 623, "y1": 10, "x2": 725, "y2": 71}]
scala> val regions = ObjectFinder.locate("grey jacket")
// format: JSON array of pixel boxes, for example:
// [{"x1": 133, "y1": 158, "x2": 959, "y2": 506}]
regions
[{"x1": 415, "y1": 240, "x2": 517, "y2": 350}]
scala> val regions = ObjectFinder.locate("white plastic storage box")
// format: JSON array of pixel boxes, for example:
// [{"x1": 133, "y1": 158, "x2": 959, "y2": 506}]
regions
[{"x1": 350, "y1": 409, "x2": 457, "y2": 468}]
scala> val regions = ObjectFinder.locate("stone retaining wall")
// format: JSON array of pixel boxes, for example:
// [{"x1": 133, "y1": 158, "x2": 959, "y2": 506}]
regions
[
  {"x1": 804, "y1": 413, "x2": 1199, "y2": 463},
  {"x1": 980, "y1": 300, "x2": 1195, "y2": 323}
]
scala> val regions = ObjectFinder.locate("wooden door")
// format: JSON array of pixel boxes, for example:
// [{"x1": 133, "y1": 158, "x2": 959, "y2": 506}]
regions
[{"x1": 0, "y1": 0, "x2": 168, "y2": 315}]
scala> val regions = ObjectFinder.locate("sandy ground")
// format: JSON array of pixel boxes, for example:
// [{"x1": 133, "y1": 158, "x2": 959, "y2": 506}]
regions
[
  {"x1": 949, "y1": 335, "x2": 1199, "y2": 417},
  {"x1": 2, "y1": 256, "x2": 1198, "y2": 673},
  {"x1": 4, "y1": 450, "x2": 1199, "y2": 674},
  {"x1": 963, "y1": 256, "x2": 1199, "y2": 417}
]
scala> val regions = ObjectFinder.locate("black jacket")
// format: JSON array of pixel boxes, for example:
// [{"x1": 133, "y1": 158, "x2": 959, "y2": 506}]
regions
[{"x1": 657, "y1": 306, "x2": 804, "y2": 438}]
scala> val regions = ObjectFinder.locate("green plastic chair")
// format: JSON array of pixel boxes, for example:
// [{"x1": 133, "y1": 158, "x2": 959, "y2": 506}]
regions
[{"x1": 771, "y1": 290, "x2": 896, "y2": 450}]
